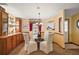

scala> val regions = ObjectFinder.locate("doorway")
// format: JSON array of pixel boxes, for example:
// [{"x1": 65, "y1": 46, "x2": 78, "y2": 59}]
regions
[{"x1": 64, "y1": 19, "x2": 69, "y2": 43}]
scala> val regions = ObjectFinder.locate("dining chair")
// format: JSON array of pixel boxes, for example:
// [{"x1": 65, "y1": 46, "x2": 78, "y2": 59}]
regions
[
  {"x1": 23, "y1": 32, "x2": 37, "y2": 54},
  {"x1": 40, "y1": 31, "x2": 53, "y2": 54}
]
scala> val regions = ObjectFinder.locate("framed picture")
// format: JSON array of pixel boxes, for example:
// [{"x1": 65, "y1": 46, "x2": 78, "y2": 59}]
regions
[{"x1": 47, "y1": 23, "x2": 55, "y2": 30}]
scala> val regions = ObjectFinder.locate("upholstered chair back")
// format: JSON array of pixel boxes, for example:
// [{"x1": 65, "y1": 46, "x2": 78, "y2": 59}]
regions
[
  {"x1": 44, "y1": 31, "x2": 49, "y2": 41},
  {"x1": 23, "y1": 33, "x2": 30, "y2": 44}
]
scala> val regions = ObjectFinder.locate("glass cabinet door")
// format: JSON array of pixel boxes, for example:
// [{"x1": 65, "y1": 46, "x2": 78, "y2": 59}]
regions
[{"x1": 2, "y1": 11, "x2": 8, "y2": 36}]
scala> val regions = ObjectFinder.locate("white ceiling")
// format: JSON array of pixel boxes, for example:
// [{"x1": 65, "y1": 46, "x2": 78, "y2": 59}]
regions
[{"x1": 2, "y1": 3, "x2": 79, "y2": 19}]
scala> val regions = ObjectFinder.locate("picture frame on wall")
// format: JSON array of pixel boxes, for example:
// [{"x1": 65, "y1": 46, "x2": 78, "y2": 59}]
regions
[{"x1": 47, "y1": 23, "x2": 55, "y2": 30}]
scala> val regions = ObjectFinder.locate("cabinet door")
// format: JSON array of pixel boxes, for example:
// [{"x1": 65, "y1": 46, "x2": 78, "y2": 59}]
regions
[
  {"x1": 20, "y1": 34, "x2": 24, "y2": 43},
  {"x1": 15, "y1": 18, "x2": 22, "y2": 33},
  {"x1": 6, "y1": 36, "x2": 12, "y2": 54},
  {"x1": 19, "y1": 34, "x2": 21, "y2": 43},
  {"x1": 0, "y1": 11, "x2": 2, "y2": 36},
  {"x1": 16, "y1": 34, "x2": 20, "y2": 46},
  {"x1": 2, "y1": 11, "x2": 8, "y2": 36},
  {"x1": 12, "y1": 35, "x2": 17, "y2": 49},
  {"x1": 0, "y1": 39, "x2": 5, "y2": 54},
  {"x1": 16, "y1": 18, "x2": 20, "y2": 32},
  {"x1": 22, "y1": 34, "x2": 24, "y2": 42},
  {"x1": 19, "y1": 20, "x2": 22, "y2": 32}
]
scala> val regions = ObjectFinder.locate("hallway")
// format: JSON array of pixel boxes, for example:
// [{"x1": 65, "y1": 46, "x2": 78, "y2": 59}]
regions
[
  {"x1": 65, "y1": 43, "x2": 79, "y2": 49},
  {"x1": 9, "y1": 42, "x2": 79, "y2": 55}
]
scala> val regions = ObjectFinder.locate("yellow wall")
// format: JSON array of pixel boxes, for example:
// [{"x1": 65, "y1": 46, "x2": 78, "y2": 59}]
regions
[
  {"x1": 54, "y1": 33, "x2": 65, "y2": 48},
  {"x1": 45, "y1": 10, "x2": 65, "y2": 48},
  {"x1": 53, "y1": 10, "x2": 65, "y2": 48},
  {"x1": 70, "y1": 13, "x2": 79, "y2": 45}
]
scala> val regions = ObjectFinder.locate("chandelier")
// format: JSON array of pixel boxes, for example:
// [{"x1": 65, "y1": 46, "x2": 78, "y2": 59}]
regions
[{"x1": 29, "y1": 6, "x2": 42, "y2": 23}]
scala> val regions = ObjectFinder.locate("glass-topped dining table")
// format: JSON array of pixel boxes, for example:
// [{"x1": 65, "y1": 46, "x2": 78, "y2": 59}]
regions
[{"x1": 35, "y1": 38, "x2": 44, "y2": 50}]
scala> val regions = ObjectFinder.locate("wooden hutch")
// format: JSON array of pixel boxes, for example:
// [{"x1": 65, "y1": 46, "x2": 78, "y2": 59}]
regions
[
  {"x1": 0, "y1": 6, "x2": 24, "y2": 55},
  {"x1": 15, "y1": 17, "x2": 22, "y2": 32},
  {"x1": 0, "y1": 6, "x2": 8, "y2": 36}
]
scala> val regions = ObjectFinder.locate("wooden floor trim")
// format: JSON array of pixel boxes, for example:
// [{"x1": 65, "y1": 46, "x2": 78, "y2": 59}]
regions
[{"x1": 66, "y1": 42, "x2": 79, "y2": 46}]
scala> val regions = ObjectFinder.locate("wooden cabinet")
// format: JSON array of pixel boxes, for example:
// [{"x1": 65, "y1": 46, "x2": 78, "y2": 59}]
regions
[
  {"x1": 16, "y1": 34, "x2": 20, "y2": 46},
  {"x1": 0, "y1": 38, "x2": 7, "y2": 55},
  {"x1": 0, "y1": 33, "x2": 24, "y2": 55},
  {"x1": 8, "y1": 17, "x2": 22, "y2": 34},
  {"x1": 0, "y1": 6, "x2": 8, "y2": 36},
  {"x1": 6, "y1": 36, "x2": 12, "y2": 54},
  {"x1": 0, "y1": 6, "x2": 23, "y2": 55},
  {"x1": 8, "y1": 14, "x2": 16, "y2": 34},
  {"x1": 19, "y1": 34, "x2": 21, "y2": 44},
  {"x1": 15, "y1": 18, "x2": 22, "y2": 33},
  {"x1": 12, "y1": 35, "x2": 17, "y2": 49}
]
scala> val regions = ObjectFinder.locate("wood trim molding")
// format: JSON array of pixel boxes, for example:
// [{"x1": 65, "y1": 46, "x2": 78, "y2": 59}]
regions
[
  {"x1": 67, "y1": 42, "x2": 79, "y2": 46},
  {"x1": 65, "y1": 42, "x2": 73, "y2": 44},
  {"x1": 54, "y1": 32, "x2": 63, "y2": 35},
  {"x1": 0, "y1": 32, "x2": 22, "y2": 38},
  {"x1": 53, "y1": 42, "x2": 65, "y2": 49}
]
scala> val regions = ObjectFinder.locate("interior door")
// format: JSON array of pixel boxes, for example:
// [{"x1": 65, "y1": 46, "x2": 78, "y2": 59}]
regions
[{"x1": 64, "y1": 19, "x2": 69, "y2": 43}]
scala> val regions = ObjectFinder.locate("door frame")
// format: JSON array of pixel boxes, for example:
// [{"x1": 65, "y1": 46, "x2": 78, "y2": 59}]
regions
[{"x1": 65, "y1": 19, "x2": 70, "y2": 43}]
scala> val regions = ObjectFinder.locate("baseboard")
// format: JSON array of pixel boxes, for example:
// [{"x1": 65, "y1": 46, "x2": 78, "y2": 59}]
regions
[
  {"x1": 65, "y1": 42, "x2": 79, "y2": 46},
  {"x1": 70, "y1": 42, "x2": 79, "y2": 46},
  {"x1": 65, "y1": 42, "x2": 73, "y2": 44}
]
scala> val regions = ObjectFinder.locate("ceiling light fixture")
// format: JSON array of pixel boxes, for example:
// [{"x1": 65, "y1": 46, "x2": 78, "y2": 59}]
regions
[{"x1": 29, "y1": 6, "x2": 42, "y2": 23}]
